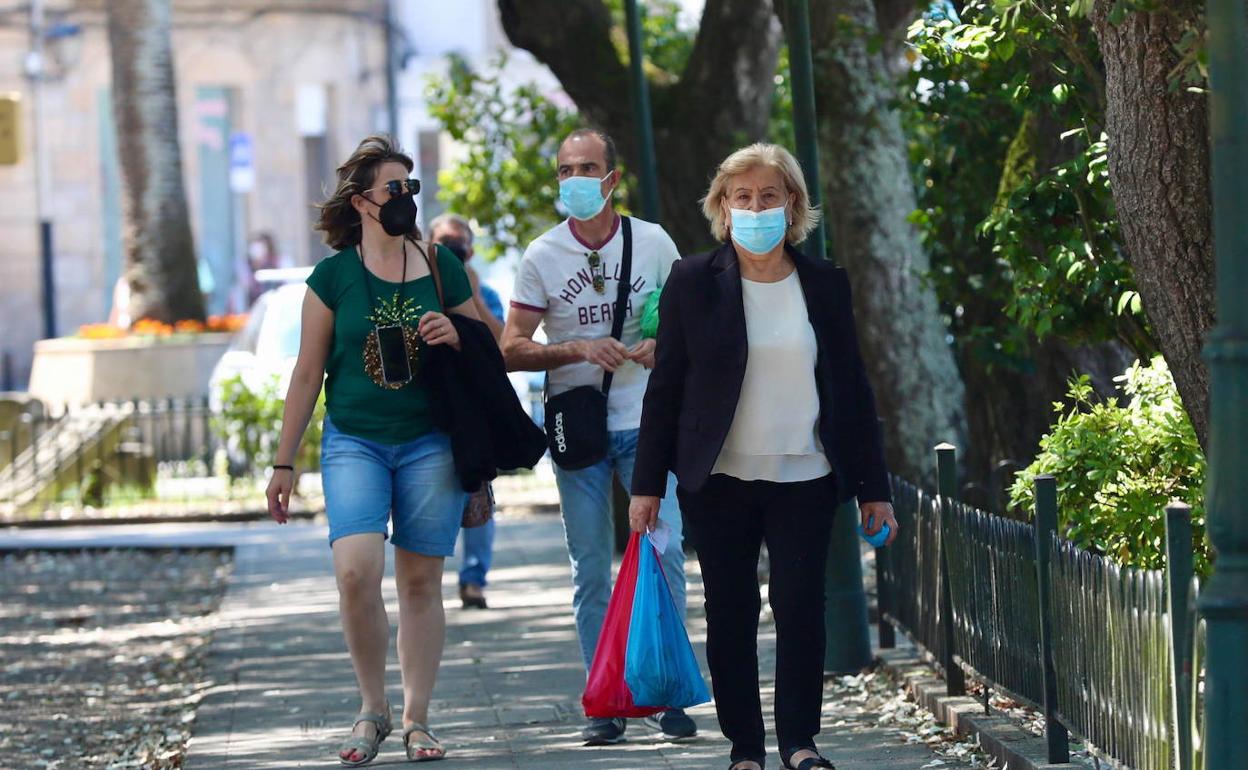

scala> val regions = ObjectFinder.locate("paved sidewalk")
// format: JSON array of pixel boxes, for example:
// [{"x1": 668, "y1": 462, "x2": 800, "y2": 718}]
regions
[{"x1": 1, "y1": 515, "x2": 968, "y2": 770}]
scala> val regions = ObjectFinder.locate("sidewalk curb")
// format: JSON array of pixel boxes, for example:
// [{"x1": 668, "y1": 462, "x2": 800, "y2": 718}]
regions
[
  {"x1": 876, "y1": 648, "x2": 1084, "y2": 770},
  {"x1": 0, "y1": 509, "x2": 318, "y2": 529},
  {"x1": 0, "y1": 502, "x2": 561, "y2": 531}
]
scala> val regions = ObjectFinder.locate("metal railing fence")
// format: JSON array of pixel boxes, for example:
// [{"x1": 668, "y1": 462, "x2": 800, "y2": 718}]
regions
[
  {"x1": 876, "y1": 444, "x2": 1200, "y2": 770},
  {"x1": 0, "y1": 397, "x2": 312, "y2": 520}
]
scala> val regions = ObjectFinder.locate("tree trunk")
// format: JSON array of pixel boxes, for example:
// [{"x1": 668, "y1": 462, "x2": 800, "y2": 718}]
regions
[
  {"x1": 1090, "y1": 1, "x2": 1214, "y2": 449},
  {"x1": 107, "y1": 0, "x2": 205, "y2": 324},
  {"x1": 792, "y1": 0, "x2": 967, "y2": 484},
  {"x1": 498, "y1": 0, "x2": 782, "y2": 253}
]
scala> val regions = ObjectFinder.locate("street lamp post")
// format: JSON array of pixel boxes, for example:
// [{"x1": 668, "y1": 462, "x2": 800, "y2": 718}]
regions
[
  {"x1": 785, "y1": 0, "x2": 873, "y2": 674},
  {"x1": 28, "y1": 0, "x2": 55, "y2": 339},
  {"x1": 785, "y1": 0, "x2": 828, "y2": 260},
  {"x1": 624, "y1": 0, "x2": 661, "y2": 222},
  {"x1": 1200, "y1": 0, "x2": 1248, "y2": 765},
  {"x1": 384, "y1": 0, "x2": 399, "y2": 141}
]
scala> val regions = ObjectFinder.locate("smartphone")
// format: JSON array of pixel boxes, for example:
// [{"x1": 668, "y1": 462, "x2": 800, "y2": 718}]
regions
[{"x1": 375, "y1": 325, "x2": 412, "y2": 385}]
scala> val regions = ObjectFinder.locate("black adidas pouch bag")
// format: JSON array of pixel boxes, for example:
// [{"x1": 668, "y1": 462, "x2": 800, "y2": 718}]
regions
[{"x1": 544, "y1": 217, "x2": 633, "y2": 470}]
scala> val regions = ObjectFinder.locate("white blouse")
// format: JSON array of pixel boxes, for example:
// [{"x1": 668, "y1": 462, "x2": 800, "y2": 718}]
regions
[{"x1": 712, "y1": 271, "x2": 832, "y2": 483}]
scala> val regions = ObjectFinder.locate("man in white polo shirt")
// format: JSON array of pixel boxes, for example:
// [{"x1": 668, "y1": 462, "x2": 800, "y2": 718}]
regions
[{"x1": 501, "y1": 128, "x2": 695, "y2": 746}]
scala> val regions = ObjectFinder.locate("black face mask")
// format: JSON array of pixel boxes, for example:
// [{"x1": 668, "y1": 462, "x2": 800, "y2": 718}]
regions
[
  {"x1": 368, "y1": 193, "x2": 418, "y2": 237},
  {"x1": 437, "y1": 237, "x2": 470, "y2": 262}
]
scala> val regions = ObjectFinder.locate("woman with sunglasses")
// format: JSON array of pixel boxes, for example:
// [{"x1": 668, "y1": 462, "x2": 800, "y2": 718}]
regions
[{"x1": 265, "y1": 135, "x2": 480, "y2": 765}]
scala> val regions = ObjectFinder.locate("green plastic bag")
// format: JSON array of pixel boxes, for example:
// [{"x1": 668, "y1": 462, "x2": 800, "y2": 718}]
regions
[{"x1": 640, "y1": 287, "x2": 661, "y2": 339}]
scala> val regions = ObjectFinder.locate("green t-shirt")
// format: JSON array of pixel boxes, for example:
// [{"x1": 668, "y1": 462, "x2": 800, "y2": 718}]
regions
[{"x1": 306, "y1": 243, "x2": 473, "y2": 444}]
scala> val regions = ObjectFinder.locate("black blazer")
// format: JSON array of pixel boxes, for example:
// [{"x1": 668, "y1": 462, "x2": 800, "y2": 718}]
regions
[
  {"x1": 631, "y1": 243, "x2": 892, "y2": 504},
  {"x1": 425, "y1": 315, "x2": 548, "y2": 491}
]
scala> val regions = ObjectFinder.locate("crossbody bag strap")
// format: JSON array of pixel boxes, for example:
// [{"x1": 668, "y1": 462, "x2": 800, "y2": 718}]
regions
[
  {"x1": 601, "y1": 216, "x2": 633, "y2": 397},
  {"x1": 416, "y1": 238, "x2": 447, "y2": 311}
]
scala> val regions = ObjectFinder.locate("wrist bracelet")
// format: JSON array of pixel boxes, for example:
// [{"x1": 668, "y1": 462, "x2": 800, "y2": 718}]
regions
[{"x1": 272, "y1": 464, "x2": 294, "y2": 472}]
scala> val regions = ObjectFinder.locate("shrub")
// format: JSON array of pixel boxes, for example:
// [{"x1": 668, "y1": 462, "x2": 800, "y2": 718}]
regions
[
  {"x1": 1008, "y1": 356, "x2": 1210, "y2": 575},
  {"x1": 213, "y1": 375, "x2": 324, "y2": 482}
]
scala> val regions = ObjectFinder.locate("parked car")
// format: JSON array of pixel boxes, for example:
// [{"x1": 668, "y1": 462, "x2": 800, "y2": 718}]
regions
[
  {"x1": 252, "y1": 266, "x2": 314, "y2": 297},
  {"x1": 208, "y1": 281, "x2": 307, "y2": 411}
]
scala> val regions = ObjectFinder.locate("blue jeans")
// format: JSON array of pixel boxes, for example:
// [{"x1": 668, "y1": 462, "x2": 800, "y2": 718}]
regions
[
  {"x1": 320, "y1": 417, "x2": 467, "y2": 556},
  {"x1": 458, "y1": 518, "x2": 494, "y2": 587},
  {"x1": 554, "y1": 427, "x2": 686, "y2": 673}
]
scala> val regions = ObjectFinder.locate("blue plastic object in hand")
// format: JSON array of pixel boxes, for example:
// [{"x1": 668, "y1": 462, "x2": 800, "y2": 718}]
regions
[
  {"x1": 859, "y1": 520, "x2": 892, "y2": 548},
  {"x1": 624, "y1": 537, "x2": 712, "y2": 710}
]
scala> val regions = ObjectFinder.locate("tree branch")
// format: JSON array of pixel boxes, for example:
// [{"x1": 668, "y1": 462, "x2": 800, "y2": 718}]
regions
[
  {"x1": 676, "y1": 0, "x2": 782, "y2": 143},
  {"x1": 496, "y1": 0, "x2": 631, "y2": 146},
  {"x1": 873, "y1": 0, "x2": 922, "y2": 38},
  {"x1": 498, "y1": 0, "x2": 781, "y2": 252}
]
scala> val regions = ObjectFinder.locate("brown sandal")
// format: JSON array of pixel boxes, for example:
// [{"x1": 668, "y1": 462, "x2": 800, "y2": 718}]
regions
[{"x1": 403, "y1": 722, "x2": 446, "y2": 762}]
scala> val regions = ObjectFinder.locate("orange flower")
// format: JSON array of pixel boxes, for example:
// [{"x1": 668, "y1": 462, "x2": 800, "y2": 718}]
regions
[
  {"x1": 207, "y1": 313, "x2": 248, "y2": 332},
  {"x1": 132, "y1": 318, "x2": 174, "y2": 336},
  {"x1": 174, "y1": 319, "x2": 206, "y2": 333},
  {"x1": 78, "y1": 323, "x2": 125, "y2": 339}
]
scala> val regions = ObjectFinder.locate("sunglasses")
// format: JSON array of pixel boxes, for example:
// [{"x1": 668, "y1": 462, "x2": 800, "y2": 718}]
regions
[
  {"x1": 586, "y1": 251, "x2": 606, "y2": 294},
  {"x1": 363, "y1": 178, "x2": 421, "y2": 198}
]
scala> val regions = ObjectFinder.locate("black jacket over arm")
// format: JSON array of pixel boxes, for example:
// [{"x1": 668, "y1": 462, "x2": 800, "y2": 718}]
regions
[
  {"x1": 631, "y1": 243, "x2": 892, "y2": 505},
  {"x1": 425, "y1": 315, "x2": 548, "y2": 492}
]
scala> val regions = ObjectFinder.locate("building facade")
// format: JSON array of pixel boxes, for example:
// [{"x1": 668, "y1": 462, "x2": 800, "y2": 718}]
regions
[{"x1": 0, "y1": 1, "x2": 389, "y2": 388}]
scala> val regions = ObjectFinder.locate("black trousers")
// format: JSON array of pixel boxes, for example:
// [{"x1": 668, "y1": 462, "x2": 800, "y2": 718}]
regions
[{"x1": 678, "y1": 473, "x2": 837, "y2": 764}]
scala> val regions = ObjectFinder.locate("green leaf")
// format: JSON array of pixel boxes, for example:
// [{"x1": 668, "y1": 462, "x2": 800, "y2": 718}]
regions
[
  {"x1": 1109, "y1": 0, "x2": 1130, "y2": 25},
  {"x1": 1116, "y1": 290, "x2": 1138, "y2": 316},
  {"x1": 1068, "y1": 0, "x2": 1095, "y2": 18}
]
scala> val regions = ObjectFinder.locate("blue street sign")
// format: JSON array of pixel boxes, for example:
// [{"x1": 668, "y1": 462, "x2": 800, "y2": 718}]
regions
[{"x1": 229, "y1": 132, "x2": 254, "y2": 192}]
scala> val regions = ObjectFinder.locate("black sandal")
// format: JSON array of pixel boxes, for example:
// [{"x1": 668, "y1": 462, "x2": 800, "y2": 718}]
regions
[
  {"x1": 729, "y1": 761, "x2": 765, "y2": 770},
  {"x1": 781, "y1": 748, "x2": 835, "y2": 770}
]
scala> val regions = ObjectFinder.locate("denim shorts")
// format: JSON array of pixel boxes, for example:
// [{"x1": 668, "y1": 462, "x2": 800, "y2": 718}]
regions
[{"x1": 320, "y1": 416, "x2": 467, "y2": 556}]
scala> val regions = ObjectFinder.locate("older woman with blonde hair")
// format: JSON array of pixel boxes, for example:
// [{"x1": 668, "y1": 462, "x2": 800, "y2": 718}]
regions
[{"x1": 629, "y1": 143, "x2": 898, "y2": 770}]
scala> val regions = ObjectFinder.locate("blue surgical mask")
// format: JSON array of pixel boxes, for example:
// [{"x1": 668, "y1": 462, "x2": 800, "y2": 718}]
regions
[
  {"x1": 729, "y1": 205, "x2": 788, "y2": 254},
  {"x1": 559, "y1": 172, "x2": 613, "y2": 221}
]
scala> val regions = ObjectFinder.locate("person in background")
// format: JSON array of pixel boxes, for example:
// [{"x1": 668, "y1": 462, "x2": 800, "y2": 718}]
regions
[
  {"x1": 430, "y1": 212, "x2": 503, "y2": 610},
  {"x1": 501, "y1": 127, "x2": 697, "y2": 746},
  {"x1": 246, "y1": 232, "x2": 287, "y2": 307},
  {"x1": 429, "y1": 214, "x2": 504, "y2": 343},
  {"x1": 629, "y1": 143, "x2": 899, "y2": 770},
  {"x1": 108, "y1": 276, "x2": 131, "y2": 329}
]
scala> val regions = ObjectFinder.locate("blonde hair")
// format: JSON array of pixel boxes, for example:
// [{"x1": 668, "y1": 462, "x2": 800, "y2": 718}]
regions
[
  {"x1": 316, "y1": 134, "x2": 419, "y2": 250},
  {"x1": 700, "y1": 143, "x2": 821, "y2": 244}
]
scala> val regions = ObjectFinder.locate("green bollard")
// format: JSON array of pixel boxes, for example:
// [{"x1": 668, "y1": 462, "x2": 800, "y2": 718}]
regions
[
  {"x1": 824, "y1": 498, "x2": 873, "y2": 674},
  {"x1": 1165, "y1": 502, "x2": 1194, "y2": 770},
  {"x1": 1034, "y1": 474, "x2": 1070, "y2": 763},
  {"x1": 936, "y1": 443, "x2": 966, "y2": 695}
]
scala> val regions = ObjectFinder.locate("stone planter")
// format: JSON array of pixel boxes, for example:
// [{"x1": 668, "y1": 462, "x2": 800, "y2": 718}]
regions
[{"x1": 27, "y1": 334, "x2": 234, "y2": 410}]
